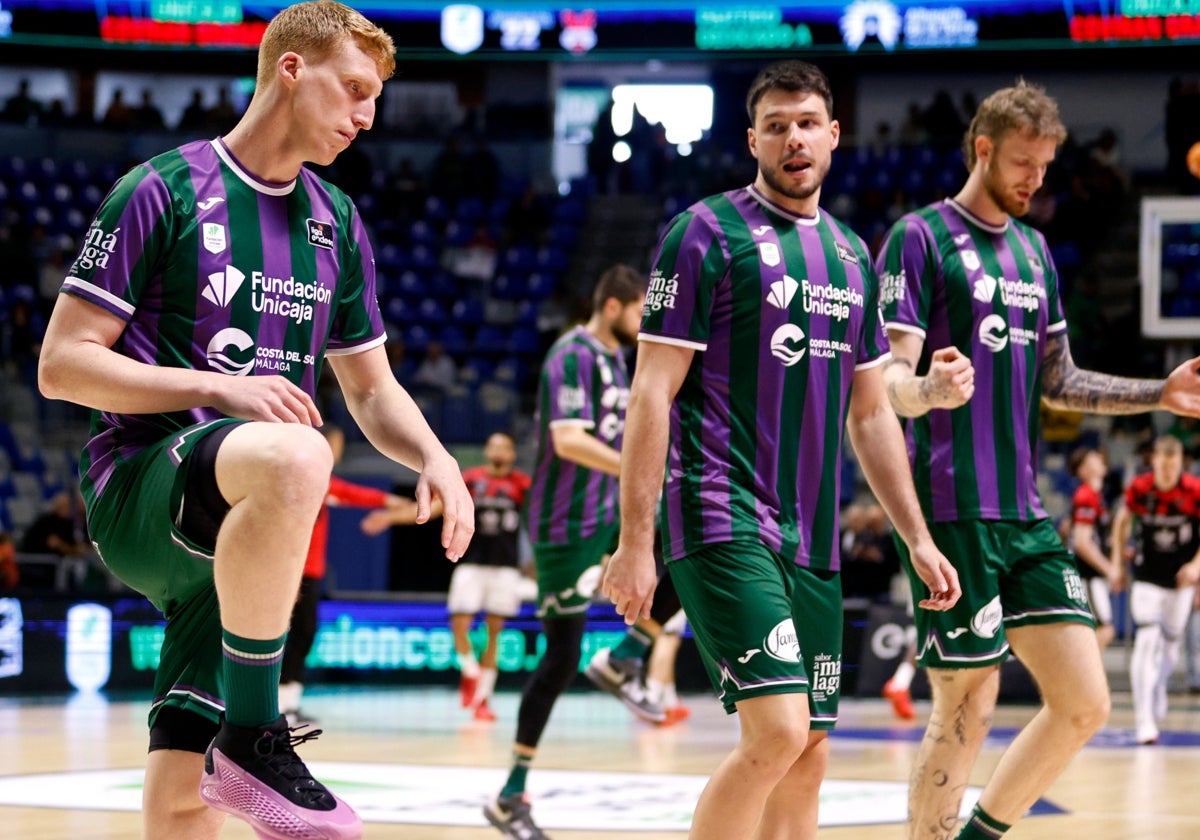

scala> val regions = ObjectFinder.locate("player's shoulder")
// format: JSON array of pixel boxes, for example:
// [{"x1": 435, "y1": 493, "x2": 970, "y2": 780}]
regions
[
  {"x1": 1073, "y1": 483, "x2": 1098, "y2": 505},
  {"x1": 1128, "y1": 471, "x2": 1156, "y2": 494},
  {"x1": 1180, "y1": 472, "x2": 1200, "y2": 494}
]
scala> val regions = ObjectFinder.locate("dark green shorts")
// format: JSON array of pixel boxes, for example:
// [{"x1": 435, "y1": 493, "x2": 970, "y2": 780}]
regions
[
  {"x1": 669, "y1": 541, "x2": 842, "y2": 724},
  {"x1": 897, "y1": 518, "x2": 1095, "y2": 669},
  {"x1": 532, "y1": 522, "x2": 620, "y2": 618},
  {"x1": 86, "y1": 418, "x2": 244, "y2": 728}
]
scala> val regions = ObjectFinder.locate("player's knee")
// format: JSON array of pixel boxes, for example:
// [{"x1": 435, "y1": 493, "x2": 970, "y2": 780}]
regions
[
  {"x1": 741, "y1": 721, "x2": 810, "y2": 773},
  {"x1": 243, "y1": 425, "x2": 333, "y2": 502}
]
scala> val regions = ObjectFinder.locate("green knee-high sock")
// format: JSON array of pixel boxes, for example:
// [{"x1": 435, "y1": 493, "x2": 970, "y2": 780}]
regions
[
  {"x1": 954, "y1": 804, "x2": 1012, "y2": 840},
  {"x1": 611, "y1": 625, "x2": 653, "y2": 661},
  {"x1": 222, "y1": 629, "x2": 286, "y2": 728},
  {"x1": 500, "y1": 751, "x2": 534, "y2": 798}
]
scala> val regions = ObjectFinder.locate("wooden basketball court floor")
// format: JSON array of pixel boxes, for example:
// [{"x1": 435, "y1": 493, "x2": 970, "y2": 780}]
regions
[{"x1": 1, "y1": 684, "x2": 1198, "y2": 839}]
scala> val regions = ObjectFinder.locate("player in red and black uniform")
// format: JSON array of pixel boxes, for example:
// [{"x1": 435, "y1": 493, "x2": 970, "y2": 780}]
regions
[
  {"x1": 1110, "y1": 435, "x2": 1200, "y2": 743},
  {"x1": 1067, "y1": 447, "x2": 1121, "y2": 649},
  {"x1": 367, "y1": 431, "x2": 532, "y2": 721}
]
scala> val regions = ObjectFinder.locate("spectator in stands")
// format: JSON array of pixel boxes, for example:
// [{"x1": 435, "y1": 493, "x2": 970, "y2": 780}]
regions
[
  {"x1": 1088, "y1": 128, "x2": 1131, "y2": 195},
  {"x1": 2, "y1": 78, "x2": 44, "y2": 125},
  {"x1": 1067, "y1": 447, "x2": 1120, "y2": 651},
  {"x1": 924, "y1": 89, "x2": 966, "y2": 149},
  {"x1": 386, "y1": 336, "x2": 415, "y2": 385},
  {"x1": 841, "y1": 502, "x2": 901, "y2": 603},
  {"x1": 1, "y1": 298, "x2": 44, "y2": 376},
  {"x1": 502, "y1": 184, "x2": 550, "y2": 247},
  {"x1": 134, "y1": 88, "x2": 166, "y2": 131},
  {"x1": 1064, "y1": 274, "x2": 1108, "y2": 370},
  {"x1": 431, "y1": 134, "x2": 469, "y2": 202},
  {"x1": 100, "y1": 88, "x2": 135, "y2": 131},
  {"x1": 899, "y1": 101, "x2": 928, "y2": 147},
  {"x1": 40, "y1": 99, "x2": 72, "y2": 127},
  {"x1": 413, "y1": 340, "x2": 457, "y2": 391},
  {"x1": 205, "y1": 86, "x2": 237, "y2": 130},
  {"x1": 177, "y1": 88, "x2": 209, "y2": 133},
  {"x1": 20, "y1": 491, "x2": 90, "y2": 558},
  {"x1": 467, "y1": 136, "x2": 501, "y2": 202},
  {"x1": 1165, "y1": 76, "x2": 1200, "y2": 193},
  {"x1": 386, "y1": 157, "x2": 427, "y2": 222},
  {"x1": 587, "y1": 100, "x2": 618, "y2": 194}
]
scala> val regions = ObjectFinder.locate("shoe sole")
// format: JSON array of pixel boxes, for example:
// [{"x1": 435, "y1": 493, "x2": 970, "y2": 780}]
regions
[
  {"x1": 583, "y1": 663, "x2": 667, "y2": 724},
  {"x1": 200, "y1": 747, "x2": 363, "y2": 840}
]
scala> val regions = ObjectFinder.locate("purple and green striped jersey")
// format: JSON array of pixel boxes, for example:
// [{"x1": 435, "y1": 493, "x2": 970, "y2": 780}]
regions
[
  {"x1": 527, "y1": 325, "x2": 629, "y2": 546},
  {"x1": 641, "y1": 184, "x2": 889, "y2": 571},
  {"x1": 64, "y1": 138, "x2": 385, "y2": 505},
  {"x1": 877, "y1": 197, "x2": 1066, "y2": 522}
]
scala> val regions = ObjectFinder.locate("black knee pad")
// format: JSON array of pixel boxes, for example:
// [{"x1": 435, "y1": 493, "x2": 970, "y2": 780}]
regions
[{"x1": 148, "y1": 705, "x2": 220, "y2": 754}]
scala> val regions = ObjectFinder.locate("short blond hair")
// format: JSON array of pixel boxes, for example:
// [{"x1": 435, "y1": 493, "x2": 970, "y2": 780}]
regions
[
  {"x1": 256, "y1": 0, "x2": 395, "y2": 91},
  {"x1": 963, "y1": 80, "x2": 1067, "y2": 169}
]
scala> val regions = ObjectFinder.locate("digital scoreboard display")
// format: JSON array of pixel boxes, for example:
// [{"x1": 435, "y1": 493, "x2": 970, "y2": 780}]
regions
[{"x1": 0, "y1": 0, "x2": 1196, "y2": 56}]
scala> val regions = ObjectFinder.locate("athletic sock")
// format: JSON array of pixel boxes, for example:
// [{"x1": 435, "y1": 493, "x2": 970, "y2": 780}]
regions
[
  {"x1": 891, "y1": 660, "x2": 916, "y2": 690},
  {"x1": 222, "y1": 629, "x2": 286, "y2": 728},
  {"x1": 474, "y1": 667, "x2": 498, "y2": 706},
  {"x1": 458, "y1": 651, "x2": 481, "y2": 678},
  {"x1": 500, "y1": 751, "x2": 534, "y2": 798},
  {"x1": 954, "y1": 804, "x2": 1011, "y2": 840}
]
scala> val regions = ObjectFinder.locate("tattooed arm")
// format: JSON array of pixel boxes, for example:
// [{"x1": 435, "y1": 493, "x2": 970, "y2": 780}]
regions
[
  {"x1": 883, "y1": 329, "x2": 976, "y2": 418},
  {"x1": 1041, "y1": 332, "x2": 1200, "y2": 416}
]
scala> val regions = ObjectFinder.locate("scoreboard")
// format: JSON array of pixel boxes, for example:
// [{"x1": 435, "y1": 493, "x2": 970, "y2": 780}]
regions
[{"x1": 0, "y1": 0, "x2": 1197, "y2": 58}]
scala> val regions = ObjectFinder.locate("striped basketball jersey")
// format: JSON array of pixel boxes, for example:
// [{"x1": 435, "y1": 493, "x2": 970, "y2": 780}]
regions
[
  {"x1": 527, "y1": 325, "x2": 629, "y2": 546},
  {"x1": 63, "y1": 138, "x2": 385, "y2": 505},
  {"x1": 877, "y1": 197, "x2": 1065, "y2": 522},
  {"x1": 641, "y1": 184, "x2": 888, "y2": 570}
]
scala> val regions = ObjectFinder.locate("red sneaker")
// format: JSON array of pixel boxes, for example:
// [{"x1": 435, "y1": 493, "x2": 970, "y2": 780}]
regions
[
  {"x1": 656, "y1": 705, "x2": 691, "y2": 727},
  {"x1": 473, "y1": 699, "x2": 496, "y2": 721},
  {"x1": 460, "y1": 674, "x2": 478, "y2": 708},
  {"x1": 882, "y1": 679, "x2": 915, "y2": 720}
]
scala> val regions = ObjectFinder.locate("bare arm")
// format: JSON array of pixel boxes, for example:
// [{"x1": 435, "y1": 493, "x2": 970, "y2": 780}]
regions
[
  {"x1": 1109, "y1": 502, "x2": 1132, "y2": 590},
  {"x1": 882, "y1": 330, "x2": 974, "y2": 418},
  {"x1": 1041, "y1": 332, "x2": 1200, "y2": 417},
  {"x1": 601, "y1": 340, "x2": 693, "y2": 625},
  {"x1": 328, "y1": 347, "x2": 473, "y2": 560},
  {"x1": 1070, "y1": 520, "x2": 1115, "y2": 578},
  {"x1": 847, "y1": 364, "x2": 960, "y2": 610},
  {"x1": 550, "y1": 423, "x2": 622, "y2": 476},
  {"x1": 39, "y1": 294, "x2": 321, "y2": 424}
]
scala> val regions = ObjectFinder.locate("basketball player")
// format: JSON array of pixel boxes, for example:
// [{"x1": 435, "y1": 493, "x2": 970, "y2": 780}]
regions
[
  {"x1": 36, "y1": 3, "x2": 474, "y2": 838},
  {"x1": 366, "y1": 430, "x2": 533, "y2": 722},
  {"x1": 1067, "y1": 446, "x2": 1120, "y2": 650},
  {"x1": 1110, "y1": 435, "x2": 1200, "y2": 744},
  {"x1": 601, "y1": 60, "x2": 960, "y2": 840},
  {"x1": 878, "y1": 80, "x2": 1200, "y2": 839}
]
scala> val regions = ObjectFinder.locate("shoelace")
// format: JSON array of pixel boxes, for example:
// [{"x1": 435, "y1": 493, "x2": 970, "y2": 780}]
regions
[{"x1": 253, "y1": 725, "x2": 334, "y2": 807}]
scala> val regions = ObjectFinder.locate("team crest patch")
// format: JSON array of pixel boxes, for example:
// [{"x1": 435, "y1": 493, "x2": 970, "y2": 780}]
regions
[
  {"x1": 202, "y1": 223, "x2": 226, "y2": 254},
  {"x1": 834, "y1": 242, "x2": 858, "y2": 265},
  {"x1": 307, "y1": 218, "x2": 334, "y2": 250}
]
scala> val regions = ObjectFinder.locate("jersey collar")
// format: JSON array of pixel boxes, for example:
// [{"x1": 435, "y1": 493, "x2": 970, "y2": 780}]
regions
[
  {"x1": 746, "y1": 184, "x2": 820, "y2": 227},
  {"x1": 212, "y1": 138, "x2": 297, "y2": 196},
  {"x1": 945, "y1": 197, "x2": 1008, "y2": 235}
]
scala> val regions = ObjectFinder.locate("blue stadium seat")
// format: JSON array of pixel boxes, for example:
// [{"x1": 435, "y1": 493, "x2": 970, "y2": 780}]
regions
[
  {"x1": 396, "y1": 270, "x2": 427, "y2": 299},
  {"x1": 510, "y1": 327, "x2": 541, "y2": 356},
  {"x1": 417, "y1": 297, "x2": 448, "y2": 325},
  {"x1": 438, "y1": 325, "x2": 469, "y2": 356},
  {"x1": 492, "y1": 273, "x2": 528, "y2": 301},
  {"x1": 403, "y1": 324, "x2": 432, "y2": 353},
  {"x1": 383, "y1": 296, "x2": 414, "y2": 327},
  {"x1": 450, "y1": 298, "x2": 485, "y2": 326},
  {"x1": 474, "y1": 325, "x2": 511, "y2": 355},
  {"x1": 525, "y1": 272, "x2": 558, "y2": 300}
]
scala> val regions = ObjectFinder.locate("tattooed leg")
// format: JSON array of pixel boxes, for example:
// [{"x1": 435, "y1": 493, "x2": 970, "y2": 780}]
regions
[{"x1": 908, "y1": 666, "x2": 999, "y2": 840}]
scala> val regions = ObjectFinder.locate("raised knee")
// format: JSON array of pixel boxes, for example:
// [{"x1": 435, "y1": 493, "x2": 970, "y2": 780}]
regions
[{"x1": 245, "y1": 425, "x2": 333, "y2": 496}]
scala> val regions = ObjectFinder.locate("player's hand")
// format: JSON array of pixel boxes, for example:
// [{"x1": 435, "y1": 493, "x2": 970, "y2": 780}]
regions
[
  {"x1": 600, "y1": 541, "x2": 658, "y2": 625},
  {"x1": 907, "y1": 539, "x2": 961, "y2": 611},
  {"x1": 1160, "y1": 355, "x2": 1200, "y2": 417},
  {"x1": 413, "y1": 452, "x2": 474, "y2": 561},
  {"x1": 1107, "y1": 561, "x2": 1127, "y2": 593},
  {"x1": 922, "y1": 346, "x2": 975, "y2": 410},
  {"x1": 360, "y1": 500, "x2": 417, "y2": 536},
  {"x1": 211, "y1": 374, "x2": 323, "y2": 426}
]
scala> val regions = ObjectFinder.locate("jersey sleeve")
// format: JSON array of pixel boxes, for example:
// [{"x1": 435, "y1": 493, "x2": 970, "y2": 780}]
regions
[
  {"x1": 326, "y1": 205, "x2": 386, "y2": 355},
  {"x1": 639, "y1": 209, "x2": 727, "y2": 351},
  {"x1": 1034, "y1": 228, "x2": 1067, "y2": 335},
  {"x1": 544, "y1": 343, "x2": 596, "y2": 428},
  {"x1": 876, "y1": 215, "x2": 938, "y2": 339},
  {"x1": 1124, "y1": 477, "x2": 1148, "y2": 516},
  {"x1": 1073, "y1": 486, "x2": 1098, "y2": 525},
  {"x1": 325, "y1": 475, "x2": 390, "y2": 508},
  {"x1": 61, "y1": 164, "x2": 174, "y2": 322},
  {"x1": 853, "y1": 238, "x2": 891, "y2": 370}
]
